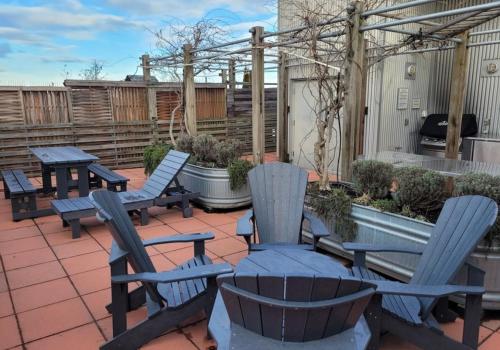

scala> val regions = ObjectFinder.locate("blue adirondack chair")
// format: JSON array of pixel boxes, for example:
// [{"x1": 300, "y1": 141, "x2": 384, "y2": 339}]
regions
[{"x1": 344, "y1": 195, "x2": 498, "y2": 350}]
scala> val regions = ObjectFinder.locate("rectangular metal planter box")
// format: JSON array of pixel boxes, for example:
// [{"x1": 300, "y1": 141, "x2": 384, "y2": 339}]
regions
[
  {"x1": 306, "y1": 204, "x2": 500, "y2": 310},
  {"x1": 177, "y1": 163, "x2": 252, "y2": 210}
]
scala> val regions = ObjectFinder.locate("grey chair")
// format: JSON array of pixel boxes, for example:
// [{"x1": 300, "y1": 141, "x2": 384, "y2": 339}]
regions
[
  {"x1": 209, "y1": 273, "x2": 376, "y2": 349},
  {"x1": 90, "y1": 189, "x2": 232, "y2": 350},
  {"x1": 343, "y1": 195, "x2": 498, "y2": 350},
  {"x1": 237, "y1": 162, "x2": 329, "y2": 252}
]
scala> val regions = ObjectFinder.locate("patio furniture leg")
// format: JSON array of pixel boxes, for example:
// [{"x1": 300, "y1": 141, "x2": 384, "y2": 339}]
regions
[
  {"x1": 105, "y1": 286, "x2": 146, "y2": 313},
  {"x1": 204, "y1": 276, "x2": 218, "y2": 338},
  {"x1": 77, "y1": 165, "x2": 90, "y2": 197},
  {"x1": 140, "y1": 208, "x2": 149, "y2": 225},
  {"x1": 110, "y1": 257, "x2": 129, "y2": 337},
  {"x1": 55, "y1": 167, "x2": 69, "y2": 199},
  {"x1": 41, "y1": 164, "x2": 53, "y2": 195},
  {"x1": 365, "y1": 293, "x2": 382, "y2": 350},
  {"x1": 433, "y1": 297, "x2": 458, "y2": 323},
  {"x1": 69, "y1": 219, "x2": 81, "y2": 239}
]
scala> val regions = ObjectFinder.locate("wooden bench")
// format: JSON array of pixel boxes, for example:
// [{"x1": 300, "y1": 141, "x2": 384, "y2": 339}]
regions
[
  {"x1": 2, "y1": 169, "x2": 52, "y2": 221},
  {"x1": 51, "y1": 191, "x2": 153, "y2": 238},
  {"x1": 88, "y1": 163, "x2": 129, "y2": 192}
]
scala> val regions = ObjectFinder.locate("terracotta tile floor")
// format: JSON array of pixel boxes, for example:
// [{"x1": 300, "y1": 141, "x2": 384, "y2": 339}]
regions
[{"x1": 0, "y1": 165, "x2": 499, "y2": 349}]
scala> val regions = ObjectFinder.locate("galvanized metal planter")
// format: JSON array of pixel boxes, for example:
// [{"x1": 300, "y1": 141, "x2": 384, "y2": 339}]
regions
[
  {"x1": 305, "y1": 204, "x2": 500, "y2": 310},
  {"x1": 177, "y1": 163, "x2": 251, "y2": 209}
]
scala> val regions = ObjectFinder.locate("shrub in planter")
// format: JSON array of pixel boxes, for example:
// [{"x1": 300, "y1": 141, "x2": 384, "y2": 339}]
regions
[
  {"x1": 215, "y1": 139, "x2": 243, "y2": 168},
  {"x1": 192, "y1": 134, "x2": 218, "y2": 165},
  {"x1": 352, "y1": 160, "x2": 394, "y2": 199},
  {"x1": 311, "y1": 188, "x2": 356, "y2": 242},
  {"x1": 394, "y1": 167, "x2": 448, "y2": 216},
  {"x1": 143, "y1": 143, "x2": 174, "y2": 176},
  {"x1": 454, "y1": 173, "x2": 500, "y2": 243},
  {"x1": 176, "y1": 133, "x2": 194, "y2": 154},
  {"x1": 228, "y1": 159, "x2": 254, "y2": 191}
]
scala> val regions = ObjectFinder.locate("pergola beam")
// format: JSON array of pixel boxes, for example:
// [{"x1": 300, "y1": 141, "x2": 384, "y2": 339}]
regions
[{"x1": 277, "y1": 52, "x2": 288, "y2": 162}]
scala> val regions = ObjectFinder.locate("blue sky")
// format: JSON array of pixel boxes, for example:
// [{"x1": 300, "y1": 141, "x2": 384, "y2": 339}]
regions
[{"x1": 0, "y1": 0, "x2": 276, "y2": 85}]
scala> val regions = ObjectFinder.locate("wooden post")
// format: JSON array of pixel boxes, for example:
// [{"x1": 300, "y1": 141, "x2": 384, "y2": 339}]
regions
[
  {"x1": 142, "y1": 54, "x2": 159, "y2": 143},
  {"x1": 356, "y1": 39, "x2": 368, "y2": 157},
  {"x1": 277, "y1": 52, "x2": 289, "y2": 162},
  {"x1": 445, "y1": 32, "x2": 470, "y2": 160},
  {"x1": 220, "y1": 69, "x2": 227, "y2": 84},
  {"x1": 228, "y1": 59, "x2": 236, "y2": 92},
  {"x1": 183, "y1": 44, "x2": 197, "y2": 136},
  {"x1": 341, "y1": 1, "x2": 365, "y2": 181},
  {"x1": 251, "y1": 26, "x2": 265, "y2": 164}
]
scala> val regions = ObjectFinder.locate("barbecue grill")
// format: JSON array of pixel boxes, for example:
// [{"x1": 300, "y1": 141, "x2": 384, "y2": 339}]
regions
[{"x1": 419, "y1": 114, "x2": 478, "y2": 159}]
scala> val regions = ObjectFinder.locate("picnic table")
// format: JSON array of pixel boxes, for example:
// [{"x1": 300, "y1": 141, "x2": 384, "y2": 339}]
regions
[{"x1": 30, "y1": 146, "x2": 98, "y2": 199}]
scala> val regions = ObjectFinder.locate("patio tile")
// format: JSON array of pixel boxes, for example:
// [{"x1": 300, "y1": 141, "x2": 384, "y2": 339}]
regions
[
  {"x1": 197, "y1": 213, "x2": 237, "y2": 227},
  {"x1": 60, "y1": 250, "x2": 109, "y2": 275},
  {"x1": 206, "y1": 237, "x2": 247, "y2": 257},
  {"x1": 206, "y1": 227, "x2": 230, "y2": 241},
  {"x1": 70, "y1": 266, "x2": 110, "y2": 295},
  {"x1": 34, "y1": 215, "x2": 61, "y2": 225},
  {"x1": 81, "y1": 288, "x2": 111, "y2": 320},
  {"x1": 168, "y1": 217, "x2": 210, "y2": 232},
  {"x1": 0, "y1": 315, "x2": 22, "y2": 350},
  {"x1": 1, "y1": 218, "x2": 36, "y2": 231},
  {"x1": 52, "y1": 238, "x2": 103, "y2": 259},
  {"x1": 137, "y1": 224, "x2": 178, "y2": 239},
  {"x1": 0, "y1": 291, "x2": 13, "y2": 317},
  {"x1": 0, "y1": 235, "x2": 47, "y2": 255},
  {"x1": 0, "y1": 226, "x2": 41, "y2": 242},
  {"x1": 2, "y1": 247, "x2": 56, "y2": 271},
  {"x1": 441, "y1": 318, "x2": 492, "y2": 344},
  {"x1": 480, "y1": 331, "x2": 500, "y2": 350},
  {"x1": 166, "y1": 247, "x2": 212, "y2": 265},
  {"x1": 482, "y1": 313, "x2": 500, "y2": 331},
  {"x1": 44, "y1": 230, "x2": 91, "y2": 246},
  {"x1": 97, "y1": 308, "x2": 148, "y2": 340},
  {"x1": 18, "y1": 297, "x2": 93, "y2": 342},
  {"x1": 11, "y1": 277, "x2": 77, "y2": 312},
  {"x1": 156, "y1": 210, "x2": 191, "y2": 225},
  {"x1": 154, "y1": 241, "x2": 191, "y2": 253},
  {"x1": 37, "y1": 221, "x2": 71, "y2": 235},
  {"x1": 215, "y1": 222, "x2": 237, "y2": 235},
  {"x1": 0, "y1": 272, "x2": 7, "y2": 292},
  {"x1": 6, "y1": 261, "x2": 66, "y2": 290},
  {"x1": 25, "y1": 323, "x2": 105, "y2": 350},
  {"x1": 141, "y1": 329, "x2": 197, "y2": 350},
  {"x1": 151, "y1": 254, "x2": 177, "y2": 271},
  {"x1": 222, "y1": 250, "x2": 248, "y2": 266},
  {"x1": 182, "y1": 319, "x2": 216, "y2": 350}
]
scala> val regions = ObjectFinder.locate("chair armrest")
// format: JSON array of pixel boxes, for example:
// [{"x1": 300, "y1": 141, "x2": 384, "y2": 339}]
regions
[
  {"x1": 342, "y1": 242, "x2": 424, "y2": 255},
  {"x1": 111, "y1": 263, "x2": 233, "y2": 284},
  {"x1": 371, "y1": 280, "x2": 485, "y2": 298},
  {"x1": 303, "y1": 211, "x2": 330, "y2": 237},
  {"x1": 142, "y1": 233, "x2": 214, "y2": 247},
  {"x1": 236, "y1": 209, "x2": 254, "y2": 237}
]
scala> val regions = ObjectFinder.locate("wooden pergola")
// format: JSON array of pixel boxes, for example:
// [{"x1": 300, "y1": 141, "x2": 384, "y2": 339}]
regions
[{"x1": 146, "y1": 0, "x2": 500, "y2": 180}]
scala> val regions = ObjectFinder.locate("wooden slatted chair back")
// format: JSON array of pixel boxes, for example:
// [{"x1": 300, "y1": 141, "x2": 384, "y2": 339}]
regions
[
  {"x1": 90, "y1": 190, "x2": 162, "y2": 303},
  {"x1": 218, "y1": 273, "x2": 375, "y2": 342},
  {"x1": 248, "y1": 163, "x2": 309, "y2": 244},
  {"x1": 142, "y1": 150, "x2": 190, "y2": 198},
  {"x1": 411, "y1": 195, "x2": 498, "y2": 318}
]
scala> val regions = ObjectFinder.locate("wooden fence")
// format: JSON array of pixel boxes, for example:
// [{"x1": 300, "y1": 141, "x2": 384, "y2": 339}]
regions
[{"x1": 0, "y1": 82, "x2": 276, "y2": 175}]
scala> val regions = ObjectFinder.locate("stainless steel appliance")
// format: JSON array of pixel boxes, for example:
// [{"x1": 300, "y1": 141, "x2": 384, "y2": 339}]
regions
[
  {"x1": 463, "y1": 134, "x2": 500, "y2": 164},
  {"x1": 419, "y1": 114, "x2": 478, "y2": 159}
]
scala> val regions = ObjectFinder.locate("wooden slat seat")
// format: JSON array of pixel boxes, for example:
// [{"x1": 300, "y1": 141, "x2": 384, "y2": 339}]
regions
[
  {"x1": 88, "y1": 163, "x2": 129, "y2": 192},
  {"x1": 1, "y1": 169, "x2": 48, "y2": 221},
  {"x1": 352, "y1": 266, "x2": 422, "y2": 326}
]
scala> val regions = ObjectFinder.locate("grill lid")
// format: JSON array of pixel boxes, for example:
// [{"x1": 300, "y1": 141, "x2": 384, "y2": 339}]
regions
[{"x1": 420, "y1": 114, "x2": 478, "y2": 139}]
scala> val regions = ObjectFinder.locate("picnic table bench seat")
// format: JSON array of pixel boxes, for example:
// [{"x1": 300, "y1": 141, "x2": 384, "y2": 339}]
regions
[
  {"x1": 88, "y1": 163, "x2": 129, "y2": 192},
  {"x1": 2, "y1": 169, "x2": 52, "y2": 221},
  {"x1": 52, "y1": 191, "x2": 154, "y2": 239}
]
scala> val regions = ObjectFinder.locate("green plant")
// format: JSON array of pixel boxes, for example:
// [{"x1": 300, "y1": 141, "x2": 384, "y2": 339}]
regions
[
  {"x1": 175, "y1": 133, "x2": 194, "y2": 154},
  {"x1": 394, "y1": 167, "x2": 448, "y2": 216},
  {"x1": 454, "y1": 173, "x2": 500, "y2": 243},
  {"x1": 192, "y1": 134, "x2": 218, "y2": 164},
  {"x1": 215, "y1": 139, "x2": 243, "y2": 168},
  {"x1": 143, "y1": 143, "x2": 174, "y2": 176},
  {"x1": 227, "y1": 159, "x2": 254, "y2": 191},
  {"x1": 311, "y1": 188, "x2": 356, "y2": 242},
  {"x1": 352, "y1": 160, "x2": 394, "y2": 199},
  {"x1": 370, "y1": 198, "x2": 399, "y2": 213}
]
